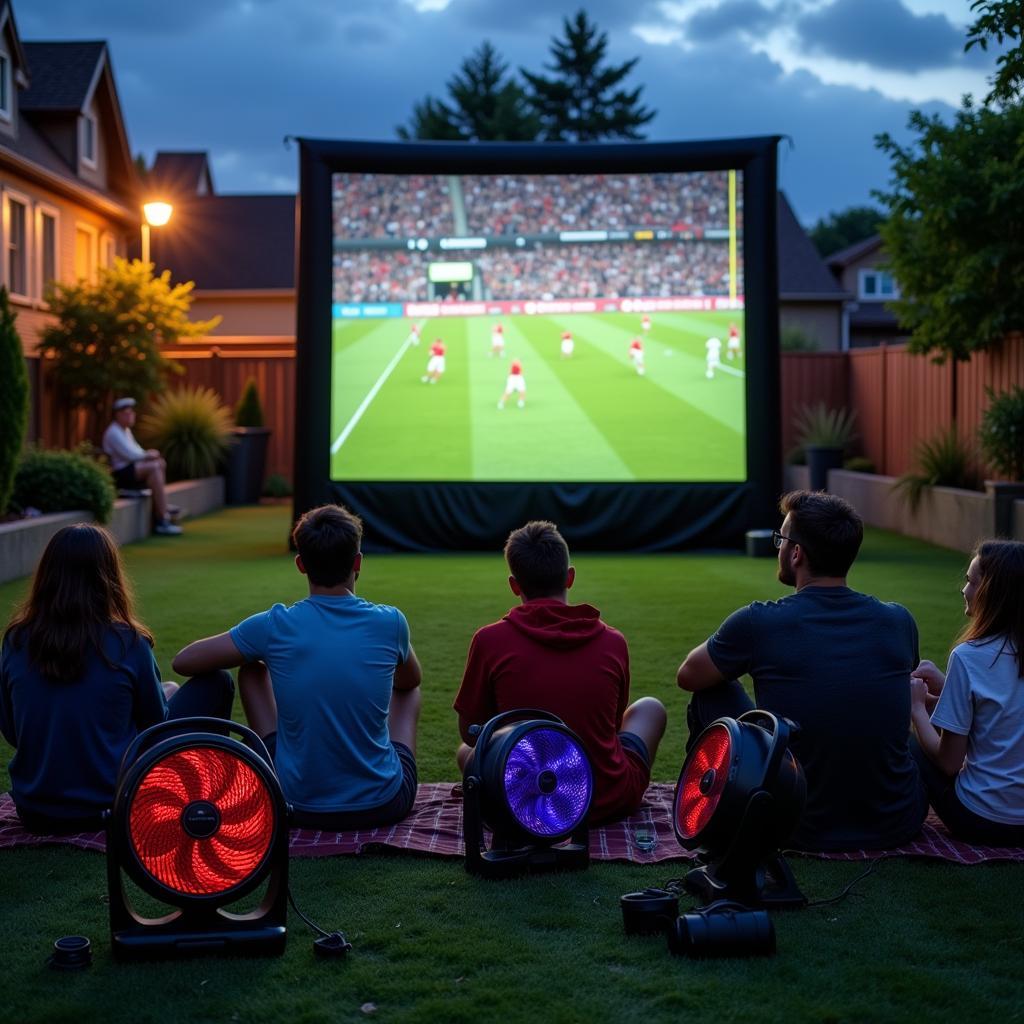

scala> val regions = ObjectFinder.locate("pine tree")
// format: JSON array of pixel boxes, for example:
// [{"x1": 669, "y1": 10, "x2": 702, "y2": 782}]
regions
[
  {"x1": 520, "y1": 10, "x2": 655, "y2": 142},
  {"x1": 0, "y1": 286, "x2": 29, "y2": 515},
  {"x1": 398, "y1": 42, "x2": 539, "y2": 142}
]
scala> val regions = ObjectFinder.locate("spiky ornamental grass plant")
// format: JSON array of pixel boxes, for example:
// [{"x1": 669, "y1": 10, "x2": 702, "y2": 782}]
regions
[
  {"x1": 0, "y1": 287, "x2": 28, "y2": 515},
  {"x1": 793, "y1": 403, "x2": 859, "y2": 451},
  {"x1": 895, "y1": 427, "x2": 980, "y2": 512},
  {"x1": 138, "y1": 386, "x2": 234, "y2": 481}
]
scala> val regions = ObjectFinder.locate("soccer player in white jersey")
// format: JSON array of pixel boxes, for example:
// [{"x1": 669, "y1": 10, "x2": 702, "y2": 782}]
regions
[
  {"x1": 705, "y1": 336, "x2": 722, "y2": 379},
  {"x1": 629, "y1": 337, "x2": 645, "y2": 376},
  {"x1": 498, "y1": 358, "x2": 527, "y2": 410},
  {"x1": 727, "y1": 322, "x2": 742, "y2": 360},
  {"x1": 491, "y1": 322, "x2": 505, "y2": 357},
  {"x1": 560, "y1": 330, "x2": 574, "y2": 358},
  {"x1": 641, "y1": 314, "x2": 651, "y2": 336},
  {"x1": 422, "y1": 339, "x2": 446, "y2": 383}
]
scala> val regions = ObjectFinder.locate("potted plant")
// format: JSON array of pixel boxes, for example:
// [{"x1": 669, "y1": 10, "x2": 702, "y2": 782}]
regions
[
  {"x1": 978, "y1": 385, "x2": 1024, "y2": 537},
  {"x1": 793, "y1": 403, "x2": 858, "y2": 492},
  {"x1": 224, "y1": 378, "x2": 272, "y2": 505}
]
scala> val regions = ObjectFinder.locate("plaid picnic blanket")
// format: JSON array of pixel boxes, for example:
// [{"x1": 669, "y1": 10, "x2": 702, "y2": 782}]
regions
[{"x1": 2, "y1": 785, "x2": 1022, "y2": 865}]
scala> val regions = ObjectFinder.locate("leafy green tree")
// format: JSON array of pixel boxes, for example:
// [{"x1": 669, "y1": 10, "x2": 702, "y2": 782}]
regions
[
  {"x1": 39, "y1": 257, "x2": 221, "y2": 421},
  {"x1": 808, "y1": 206, "x2": 884, "y2": 258},
  {"x1": 966, "y1": 0, "x2": 1023, "y2": 106},
  {"x1": 398, "y1": 41, "x2": 539, "y2": 141},
  {"x1": 520, "y1": 10, "x2": 655, "y2": 141},
  {"x1": 0, "y1": 286, "x2": 29, "y2": 515},
  {"x1": 875, "y1": 100, "x2": 1024, "y2": 361}
]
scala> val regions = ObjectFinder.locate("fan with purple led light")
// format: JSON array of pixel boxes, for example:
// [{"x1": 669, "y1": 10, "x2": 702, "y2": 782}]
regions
[{"x1": 463, "y1": 711, "x2": 593, "y2": 878}]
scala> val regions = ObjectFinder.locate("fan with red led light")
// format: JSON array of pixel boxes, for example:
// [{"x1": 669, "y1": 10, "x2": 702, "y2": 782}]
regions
[
  {"x1": 673, "y1": 710, "x2": 807, "y2": 909},
  {"x1": 105, "y1": 718, "x2": 289, "y2": 960}
]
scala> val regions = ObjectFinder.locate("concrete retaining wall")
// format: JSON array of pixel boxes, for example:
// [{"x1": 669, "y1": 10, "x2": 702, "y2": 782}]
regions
[{"x1": 0, "y1": 477, "x2": 224, "y2": 585}]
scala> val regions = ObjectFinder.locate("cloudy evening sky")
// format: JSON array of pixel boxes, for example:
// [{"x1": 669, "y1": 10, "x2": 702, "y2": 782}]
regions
[{"x1": 22, "y1": 0, "x2": 1004, "y2": 223}]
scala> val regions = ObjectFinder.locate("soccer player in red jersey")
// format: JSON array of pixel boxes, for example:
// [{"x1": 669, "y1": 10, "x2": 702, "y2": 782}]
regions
[
  {"x1": 491, "y1": 322, "x2": 505, "y2": 357},
  {"x1": 629, "y1": 337, "x2": 645, "y2": 376},
  {"x1": 727, "y1": 322, "x2": 742, "y2": 360},
  {"x1": 422, "y1": 339, "x2": 446, "y2": 384},
  {"x1": 641, "y1": 314, "x2": 651, "y2": 335},
  {"x1": 560, "y1": 330, "x2": 574, "y2": 358},
  {"x1": 406, "y1": 323, "x2": 421, "y2": 346},
  {"x1": 498, "y1": 358, "x2": 526, "y2": 410}
]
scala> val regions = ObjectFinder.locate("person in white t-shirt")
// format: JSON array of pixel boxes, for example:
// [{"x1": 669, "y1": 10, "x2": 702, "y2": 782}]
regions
[
  {"x1": 491, "y1": 323, "x2": 505, "y2": 357},
  {"x1": 910, "y1": 540, "x2": 1024, "y2": 845},
  {"x1": 102, "y1": 398, "x2": 181, "y2": 536}
]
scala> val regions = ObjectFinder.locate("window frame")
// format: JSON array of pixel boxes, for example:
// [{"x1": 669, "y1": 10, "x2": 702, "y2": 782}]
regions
[
  {"x1": 74, "y1": 221, "x2": 99, "y2": 284},
  {"x1": 0, "y1": 48, "x2": 11, "y2": 123},
  {"x1": 3, "y1": 186, "x2": 32, "y2": 301},
  {"x1": 81, "y1": 109, "x2": 98, "y2": 168},
  {"x1": 858, "y1": 268, "x2": 900, "y2": 302},
  {"x1": 35, "y1": 202, "x2": 60, "y2": 303}
]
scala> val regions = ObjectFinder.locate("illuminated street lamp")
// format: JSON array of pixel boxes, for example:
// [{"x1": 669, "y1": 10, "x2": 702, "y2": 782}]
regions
[{"x1": 141, "y1": 201, "x2": 173, "y2": 265}]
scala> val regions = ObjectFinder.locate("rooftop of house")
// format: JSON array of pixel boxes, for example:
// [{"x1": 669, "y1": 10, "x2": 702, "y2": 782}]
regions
[
  {"x1": 825, "y1": 233, "x2": 884, "y2": 272},
  {"x1": 777, "y1": 192, "x2": 851, "y2": 301},
  {"x1": 20, "y1": 41, "x2": 106, "y2": 112}
]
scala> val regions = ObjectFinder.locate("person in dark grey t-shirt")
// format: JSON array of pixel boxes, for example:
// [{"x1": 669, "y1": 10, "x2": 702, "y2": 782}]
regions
[{"x1": 677, "y1": 490, "x2": 927, "y2": 851}]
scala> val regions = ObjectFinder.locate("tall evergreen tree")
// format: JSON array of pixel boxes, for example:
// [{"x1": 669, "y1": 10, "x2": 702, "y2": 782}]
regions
[
  {"x1": 398, "y1": 41, "x2": 539, "y2": 141},
  {"x1": 809, "y1": 206, "x2": 885, "y2": 258},
  {"x1": 520, "y1": 10, "x2": 655, "y2": 141}
]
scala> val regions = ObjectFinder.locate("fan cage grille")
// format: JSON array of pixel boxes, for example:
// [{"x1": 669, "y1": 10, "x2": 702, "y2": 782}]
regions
[{"x1": 676, "y1": 723, "x2": 732, "y2": 840}]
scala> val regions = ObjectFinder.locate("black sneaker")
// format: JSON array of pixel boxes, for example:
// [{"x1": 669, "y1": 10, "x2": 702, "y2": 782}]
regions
[{"x1": 154, "y1": 520, "x2": 183, "y2": 536}]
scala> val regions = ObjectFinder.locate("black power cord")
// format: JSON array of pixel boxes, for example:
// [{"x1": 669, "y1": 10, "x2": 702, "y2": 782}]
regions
[
  {"x1": 287, "y1": 888, "x2": 352, "y2": 958},
  {"x1": 802, "y1": 855, "x2": 889, "y2": 908}
]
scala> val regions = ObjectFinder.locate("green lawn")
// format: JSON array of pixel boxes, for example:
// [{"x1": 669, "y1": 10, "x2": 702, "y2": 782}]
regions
[
  {"x1": 329, "y1": 312, "x2": 745, "y2": 482},
  {"x1": 1, "y1": 506, "x2": 1021, "y2": 1024}
]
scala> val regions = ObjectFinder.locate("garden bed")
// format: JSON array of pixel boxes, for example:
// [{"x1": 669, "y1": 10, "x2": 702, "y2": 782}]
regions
[{"x1": 0, "y1": 476, "x2": 224, "y2": 584}]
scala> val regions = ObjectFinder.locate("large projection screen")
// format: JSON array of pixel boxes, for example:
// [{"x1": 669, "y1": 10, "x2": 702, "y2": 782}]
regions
[{"x1": 295, "y1": 139, "x2": 781, "y2": 551}]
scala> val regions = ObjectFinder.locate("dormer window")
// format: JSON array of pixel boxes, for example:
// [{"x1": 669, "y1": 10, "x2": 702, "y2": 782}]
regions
[
  {"x1": 0, "y1": 50, "x2": 10, "y2": 122},
  {"x1": 81, "y1": 110, "x2": 98, "y2": 167},
  {"x1": 858, "y1": 269, "x2": 899, "y2": 302}
]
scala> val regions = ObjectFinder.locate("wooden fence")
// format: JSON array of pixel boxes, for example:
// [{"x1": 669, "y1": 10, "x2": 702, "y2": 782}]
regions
[{"x1": 31, "y1": 333, "x2": 1024, "y2": 487}]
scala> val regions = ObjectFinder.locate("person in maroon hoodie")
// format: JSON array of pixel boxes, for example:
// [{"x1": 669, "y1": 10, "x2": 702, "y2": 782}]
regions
[{"x1": 453, "y1": 520, "x2": 667, "y2": 823}]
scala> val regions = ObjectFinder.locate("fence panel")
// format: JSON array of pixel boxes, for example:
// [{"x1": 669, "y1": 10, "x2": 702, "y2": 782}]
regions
[
  {"x1": 779, "y1": 352, "x2": 847, "y2": 456},
  {"x1": 848, "y1": 347, "x2": 886, "y2": 472}
]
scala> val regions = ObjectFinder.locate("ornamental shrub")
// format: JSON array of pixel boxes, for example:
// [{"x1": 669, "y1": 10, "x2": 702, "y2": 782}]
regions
[
  {"x1": 234, "y1": 378, "x2": 265, "y2": 428},
  {"x1": 0, "y1": 286, "x2": 29, "y2": 515},
  {"x1": 138, "y1": 385, "x2": 234, "y2": 481},
  {"x1": 979, "y1": 385, "x2": 1024, "y2": 481},
  {"x1": 12, "y1": 447, "x2": 115, "y2": 523}
]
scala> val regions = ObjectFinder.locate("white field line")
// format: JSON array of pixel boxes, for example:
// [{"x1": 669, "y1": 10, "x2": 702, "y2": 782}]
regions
[
  {"x1": 714, "y1": 362, "x2": 746, "y2": 378},
  {"x1": 330, "y1": 320, "x2": 425, "y2": 456}
]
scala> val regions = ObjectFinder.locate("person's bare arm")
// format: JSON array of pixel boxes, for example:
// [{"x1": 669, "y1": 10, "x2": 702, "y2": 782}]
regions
[
  {"x1": 910, "y1": 679, "x2": 968, "y2": 776},
  {"x1": 676, "y1": 642, "x2": 727, "y2": 692},
  {"x1": 393, "y1": 644, "x2": 422, "y2": 691},
  {"x1": 457, "y1": 711, "x2": 477, "y2": 746},
  {"x1": 172, "y1": 632, "x2": 245, "y2": 676}
]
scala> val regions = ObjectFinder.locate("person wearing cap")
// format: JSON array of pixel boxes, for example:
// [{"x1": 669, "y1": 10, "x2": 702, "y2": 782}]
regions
[{"x1": 102, "y1": 398, "x2": 181, "y2": 536}]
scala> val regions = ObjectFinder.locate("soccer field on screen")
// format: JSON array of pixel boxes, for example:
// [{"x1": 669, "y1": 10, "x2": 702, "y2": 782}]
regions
[{"x1": 329, "y1": 311, "x2": 746, "y2": 482}]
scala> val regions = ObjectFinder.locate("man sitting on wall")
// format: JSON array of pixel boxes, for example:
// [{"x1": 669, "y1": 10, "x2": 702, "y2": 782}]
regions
[
  {"x1": 101, "y1": 397, "x2": 181, "y2": 536},
  {"x1": 453, "y1": 520, "x2": 667, "y2": 823},
  {"x1": 676, "y1": 489, "x2": 928, "y2": 851}
]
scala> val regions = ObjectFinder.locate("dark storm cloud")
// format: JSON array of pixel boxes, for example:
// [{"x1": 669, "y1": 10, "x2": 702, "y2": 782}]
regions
[
  {"x1": 686, "y1": 1, "x2": 776, "y2": 42},
  {"x1": 447, "y1": 0, "x2": 652, "y2": 34},
  {"x1": 795, "y1": 0, "x2": 978, "y2": 72}
]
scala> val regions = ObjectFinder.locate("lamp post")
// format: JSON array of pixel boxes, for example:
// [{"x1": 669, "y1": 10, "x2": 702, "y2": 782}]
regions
[{"x1": 141, "y1": 201, "x2": 173, "y2": 265}]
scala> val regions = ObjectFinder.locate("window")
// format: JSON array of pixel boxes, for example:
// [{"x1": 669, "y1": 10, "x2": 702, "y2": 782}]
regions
[
  {"x1": 0, "y1": 51, "x2": 10, "y2": 121},
  {"x1": 75, "y1": 223, "x2": 98, "y2": 282},
  {"x1": 101, "y1": 232, "x2": 116, "y2": 267},
  {"x1": 3, "y1": 191, "x2": 29, "y2": 297},
  {"x1": 858, "y1": 269, "x2": 900, "y2": 301},
  {"x1": 81, "y1": 111, "x2": 97, "y2": 167},
  {"x1": 37, "y1": 206, "x2": 59, "y2": 298}
]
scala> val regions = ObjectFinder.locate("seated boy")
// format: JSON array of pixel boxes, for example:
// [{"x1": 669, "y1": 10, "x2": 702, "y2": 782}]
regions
[
  {"x1": 173, "y1": 504, "x2": 421, "y2": 829},
  {"x1": 453, "y1": 520, "x2": 666, "y2": 823}
]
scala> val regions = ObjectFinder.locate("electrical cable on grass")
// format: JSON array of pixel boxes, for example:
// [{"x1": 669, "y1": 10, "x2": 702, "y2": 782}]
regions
[
  {"x1": 802, "y1": 855, "x2": 889, "y2": 908},
  {"x1": 288, "y1": 888, "x2": 352, "y2": 956}
]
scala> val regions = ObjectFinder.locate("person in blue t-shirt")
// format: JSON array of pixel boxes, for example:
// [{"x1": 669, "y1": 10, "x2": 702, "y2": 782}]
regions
[
  {"x1": 676, "y1": 490, "x2": 927, "y2": 852},
  {"x1": 173, "y1": 504, "x2": 422, "y2": 829},
  {"x1": 0, "y1": 524, "x2": 233, "y2": 833}
]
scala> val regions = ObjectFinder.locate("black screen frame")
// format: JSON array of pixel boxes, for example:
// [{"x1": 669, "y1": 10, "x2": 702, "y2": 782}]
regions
[{"x1": 294, "y1": 137, "x2": 781, "y2": 551}]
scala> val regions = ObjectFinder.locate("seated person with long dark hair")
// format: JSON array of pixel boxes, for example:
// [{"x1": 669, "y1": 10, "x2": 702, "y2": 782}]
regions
[
  {"x1": 0, "y1": 524, "x2": 233, "y2": 833},
  {"x1": 910, "y1": 540, "x2": 1024, "y2": 845}
]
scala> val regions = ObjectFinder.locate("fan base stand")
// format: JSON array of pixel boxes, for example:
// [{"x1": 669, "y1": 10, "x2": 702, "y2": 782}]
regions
[{"x1": 684, "y1": 852, "x2": 807, "y2": 910}]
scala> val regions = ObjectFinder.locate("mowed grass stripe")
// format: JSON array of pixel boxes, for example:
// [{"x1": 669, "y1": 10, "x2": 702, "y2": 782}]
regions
[
  {"x1": 466, "y1": 317, "x2": 634, "y2": 480},
  {"x1": 552, "y1": 312, "x2": 746, "y2": 436},
  {"x1": 330, "y1": 318, "x2": 473, "y2": 480},
  {"x1": 531, "y1": 315, "x2": 745, "y2": 479},
  {"x1": 654, "y1": 311, "x2": 747, "y2": 371}
]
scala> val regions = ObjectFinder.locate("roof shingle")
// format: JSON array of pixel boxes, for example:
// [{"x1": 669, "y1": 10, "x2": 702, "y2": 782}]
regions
[{"x1": 21, "y1": 41, "x2": 106, "y2": 112}]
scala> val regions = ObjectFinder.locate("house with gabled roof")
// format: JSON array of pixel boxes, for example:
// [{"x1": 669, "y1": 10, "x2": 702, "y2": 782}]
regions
[{"x1": 0, "y1": 0, "x2": 140, "y2": 436}]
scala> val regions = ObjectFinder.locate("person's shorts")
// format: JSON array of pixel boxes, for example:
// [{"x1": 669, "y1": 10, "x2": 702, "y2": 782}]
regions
[
  {"x1": 261, "y1": 735, "x2": 418, "y2": 830},
  {"x1": 619, "y1": 730, "x2": 652, "y2": 770},
  {"x1": 506, "y1": 374, "x2": 526, "y2": 393},
  {"x1": 561, "y1": 340, "x2": 574, "y2": 355},
  {"x1": 427, "y1": 356, "x2": 445, "y2": 373},
  {"x1": 112, "y1": 463, "x2": 139, "y2": 488}
]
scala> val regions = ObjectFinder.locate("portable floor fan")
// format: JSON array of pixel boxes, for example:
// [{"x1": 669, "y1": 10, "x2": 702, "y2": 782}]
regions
[
  {"x1": 106, "y1": 717, "x2": 289, "y2": 960},
  {"x1": 463, "y1": 710, "x2": 594, "y2": 878},
  {"x1": 674, "y1": 709, "x2": 807, "y2": 908}
]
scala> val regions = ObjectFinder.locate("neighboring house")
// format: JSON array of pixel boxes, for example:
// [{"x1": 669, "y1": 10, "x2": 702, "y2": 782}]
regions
[
  {"x1": 0, "y1": 0, "x2": 139, "y2": 437},
  {"x1": 777, "y1": 192, "x2": 852, "y2": 351},
  {"x1": 826, "y1": 234, "x2": 911, "y2": 348},
  {"x1": 146, "y1": 151, "x2": 295, "y2": 338}
]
